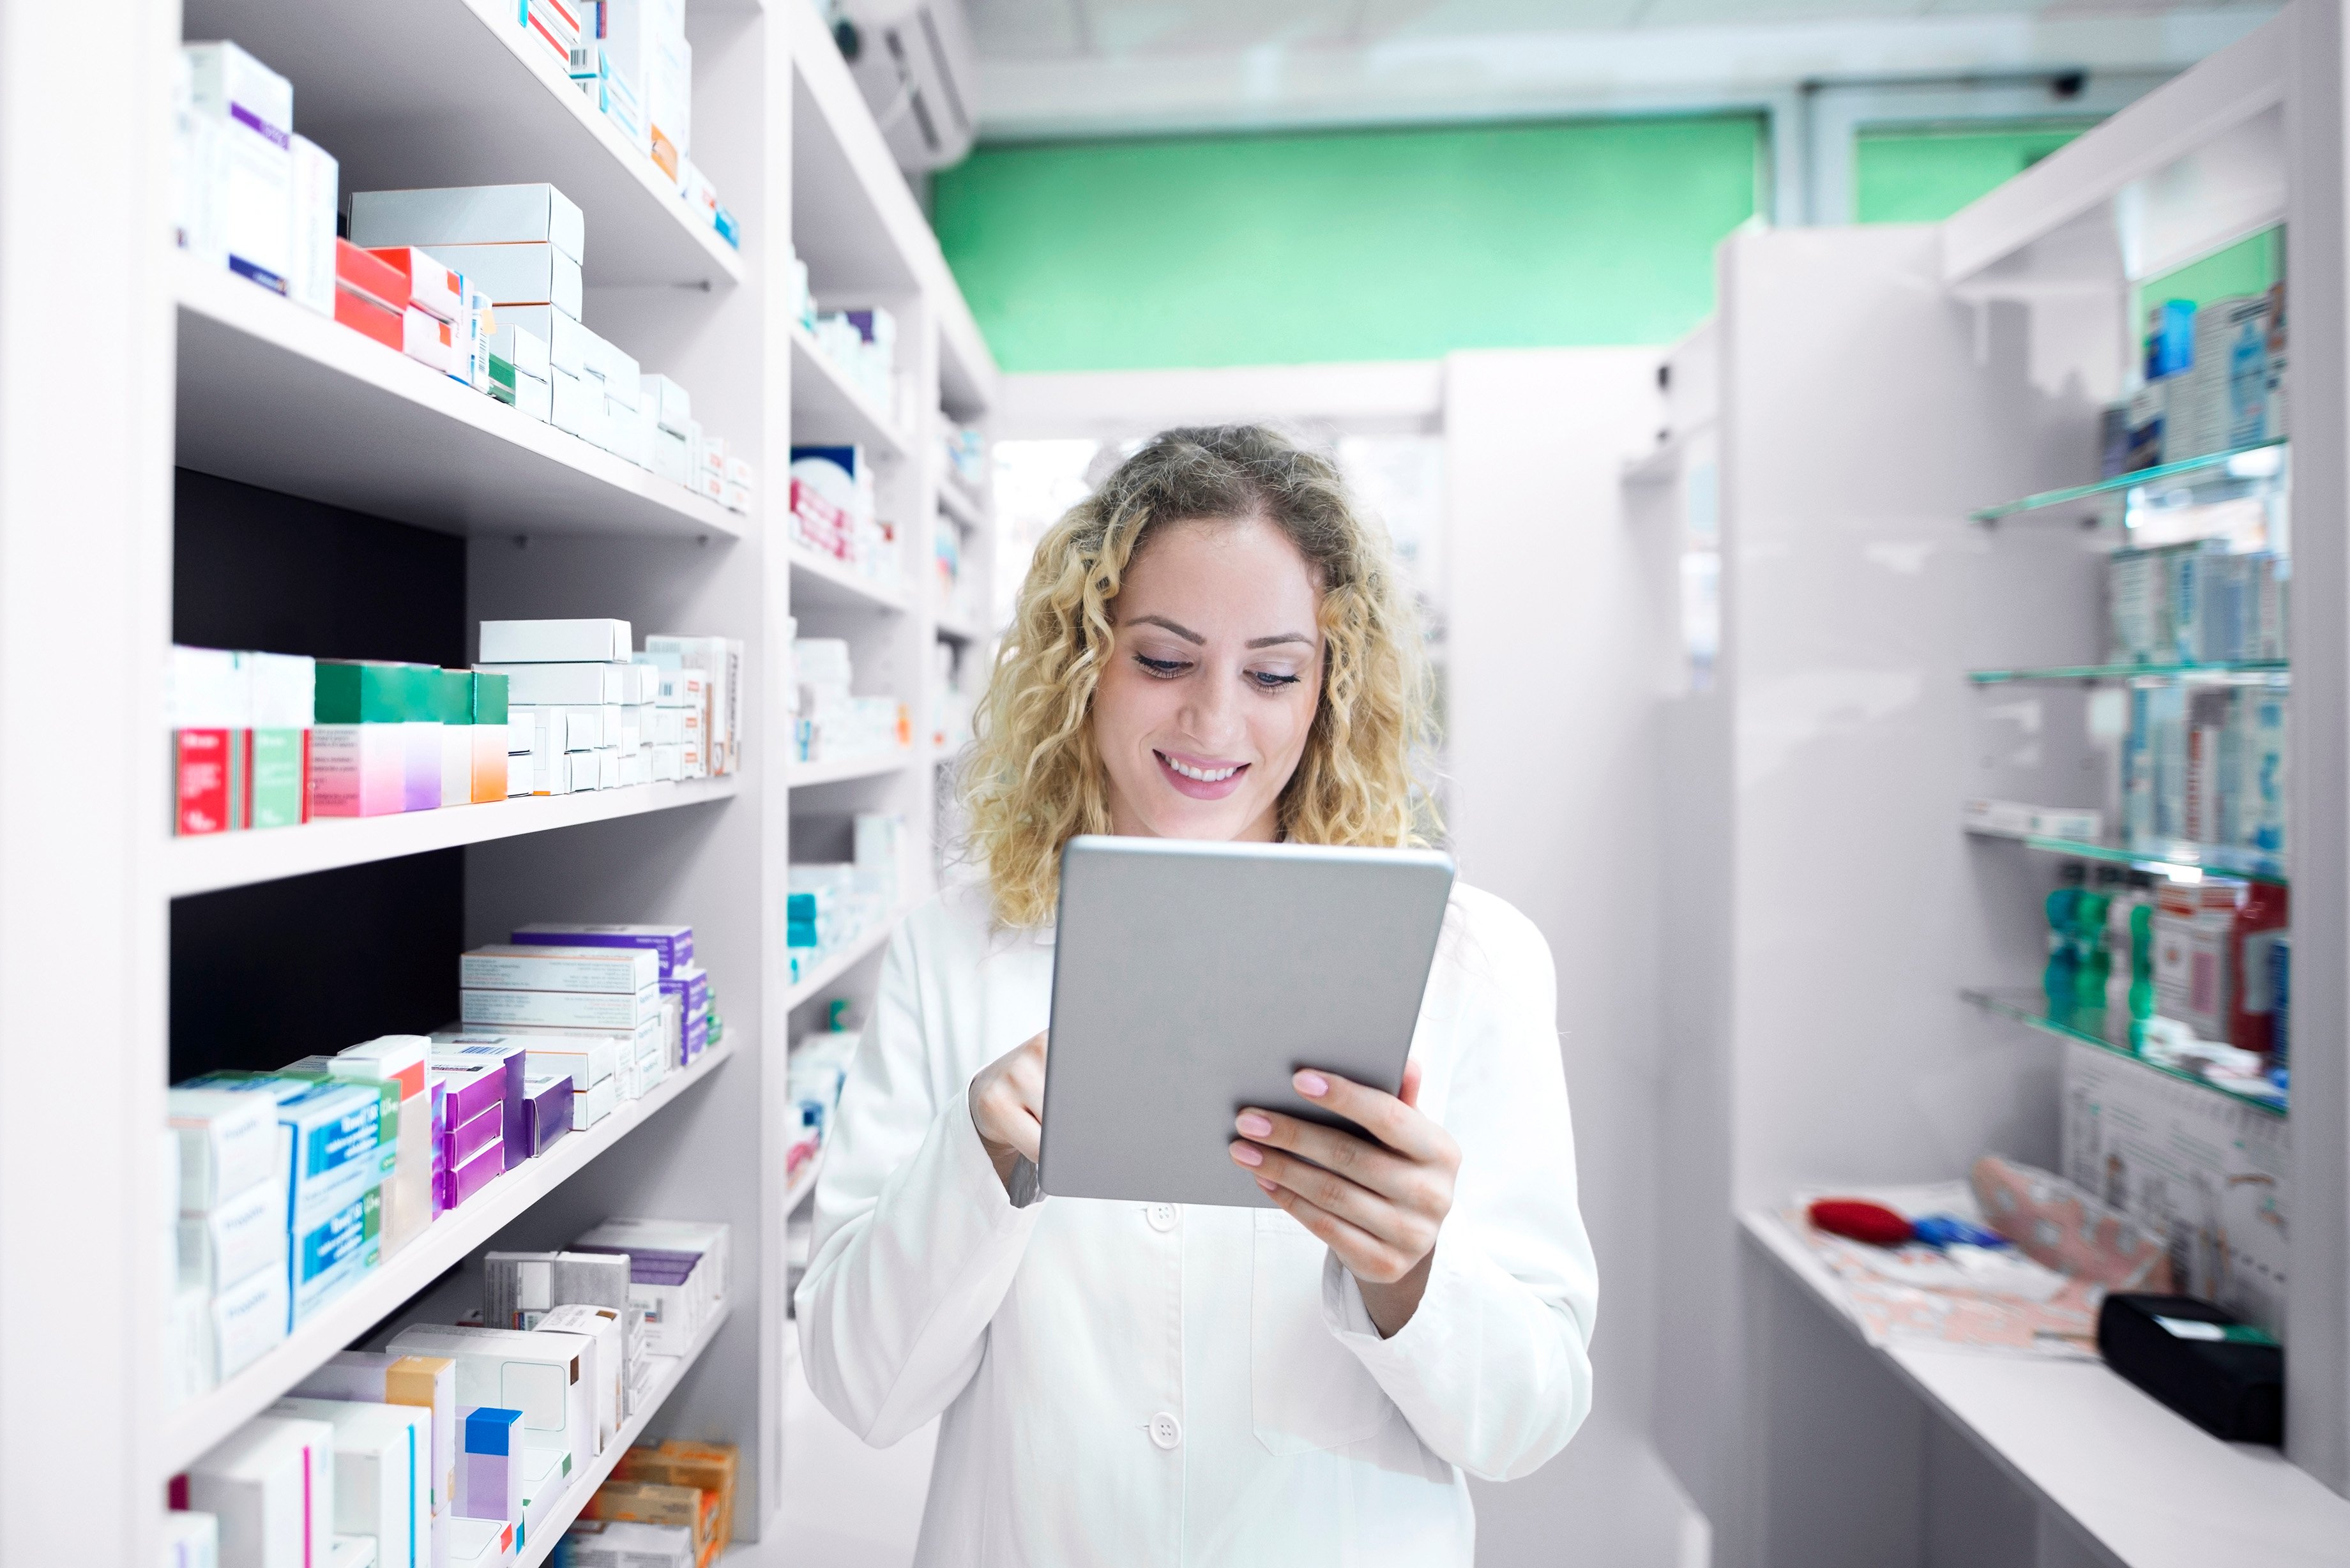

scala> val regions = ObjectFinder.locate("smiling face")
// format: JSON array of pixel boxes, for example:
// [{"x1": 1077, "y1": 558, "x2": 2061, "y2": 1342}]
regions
[{"x1": 1093, "y1": 515, "x2": 1324, "y2": 843}]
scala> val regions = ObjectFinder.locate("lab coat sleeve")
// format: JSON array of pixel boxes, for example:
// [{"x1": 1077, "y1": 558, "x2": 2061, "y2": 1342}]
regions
[
  {"x1": 1319, "y1": 891, "x2": 1600, "y2": 1481},
  {"x1": 794, "y1": 915, "x2": 1043, "y2": 1447}
]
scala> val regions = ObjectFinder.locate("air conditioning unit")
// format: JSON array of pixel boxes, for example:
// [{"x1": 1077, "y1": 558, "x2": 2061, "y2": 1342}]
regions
[{"x1": 837, "y1": 0, "x2": 977, "y2": 172}]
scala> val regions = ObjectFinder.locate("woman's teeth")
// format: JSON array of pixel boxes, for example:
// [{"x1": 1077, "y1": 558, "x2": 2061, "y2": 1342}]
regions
[{"x1": 1163, "y1": 754, "x2": 1239, "y2": 783}]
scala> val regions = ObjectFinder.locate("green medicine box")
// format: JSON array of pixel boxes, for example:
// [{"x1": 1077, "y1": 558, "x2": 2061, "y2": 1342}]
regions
[
  {"x1": 315, "y1": 660, "x2": 431, "y2": 723},
  {"x1": 473, "y1": 670, "x2": 510, "y2": 727}
]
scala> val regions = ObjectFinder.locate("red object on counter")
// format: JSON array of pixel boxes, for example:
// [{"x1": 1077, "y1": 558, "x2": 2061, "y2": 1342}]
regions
[{"x1": 1807, "y1": 1198, "x2": 1914, "y2": 1248}]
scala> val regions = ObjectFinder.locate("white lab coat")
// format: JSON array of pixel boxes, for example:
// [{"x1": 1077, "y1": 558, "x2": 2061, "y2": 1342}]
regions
[{"x1": 794, "y1": 877, "x2": 1598, "y2": 1567}]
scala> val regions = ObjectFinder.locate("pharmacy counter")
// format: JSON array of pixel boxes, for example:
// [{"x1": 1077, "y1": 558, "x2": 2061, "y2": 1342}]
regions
[{"x1": 1741, "y1": 1211, "x2": 2350, "y2": 1568}]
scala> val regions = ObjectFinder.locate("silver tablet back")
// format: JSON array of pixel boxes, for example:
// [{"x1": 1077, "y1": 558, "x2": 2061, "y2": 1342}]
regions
[{"x1": 1037, "y1": 834, "x2": 1456, "y2": 1207}]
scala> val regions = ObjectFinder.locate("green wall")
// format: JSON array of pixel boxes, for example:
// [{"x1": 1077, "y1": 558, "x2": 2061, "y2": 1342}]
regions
[
  {"x1": 1854, "y1": 120, "x2": 2094, "y2": 224},
  {"x1": 933, "y1": 116, "x2": 1764, "y2": 373}
]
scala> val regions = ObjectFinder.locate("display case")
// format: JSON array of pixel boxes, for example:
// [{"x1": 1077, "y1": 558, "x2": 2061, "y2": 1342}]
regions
[{"x1": 1643, "y1": 8, "x2": 2350, "y2": 1563}]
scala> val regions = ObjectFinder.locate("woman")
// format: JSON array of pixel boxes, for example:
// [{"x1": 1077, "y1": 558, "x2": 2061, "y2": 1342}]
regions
[{"x1": 794, "y1": 425, "x2": 1596, "y2": 1564}]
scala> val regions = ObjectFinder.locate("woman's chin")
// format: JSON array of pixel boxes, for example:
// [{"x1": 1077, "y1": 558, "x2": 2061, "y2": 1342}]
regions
[{"x1": 1137, "y1": 791, "x2": 1268, "y2": 843}]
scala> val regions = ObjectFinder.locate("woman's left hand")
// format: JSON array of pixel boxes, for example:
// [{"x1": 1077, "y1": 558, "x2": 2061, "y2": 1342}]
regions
[{"x1": 1231, "y1": 1061, "x2": 1459, "y2": 1337}]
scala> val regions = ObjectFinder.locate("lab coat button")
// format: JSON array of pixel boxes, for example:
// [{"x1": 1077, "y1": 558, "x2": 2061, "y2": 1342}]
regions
[
  {"x1": 1148, "y1": 1412, "x2": 1183, "y2": 1450},
  {"x1": 1146, "y1": 1203, "x2": 1178, "y2": 1232}
]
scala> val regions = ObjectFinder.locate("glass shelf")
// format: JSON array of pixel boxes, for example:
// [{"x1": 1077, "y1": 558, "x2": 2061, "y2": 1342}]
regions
[
  {"x1": 1967, "y1": 660, "x2": 2288, "y2": 686},
  {"x1": 1969, "y1": 439, "x2": 2287, "y2": 524},
  {"x1": 1960, "y1": 988, "x2": 2287, "y2": 1115},
  {"x1": 1966, "y1": 825, "x2": 2289, "y2": 886}
]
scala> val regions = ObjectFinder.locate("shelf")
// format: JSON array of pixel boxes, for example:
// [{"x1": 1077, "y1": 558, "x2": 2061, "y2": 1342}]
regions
[
  {"x1": 1620, "y1": 442, "x2": 1681, "y2": 487},
  {"x1": 1960, "y1": 988, "x2": 2286, "y2": 1115},
  {"x1": 1967, "y1": 660, "x2": 2287, "y2": 686},
  {"x1": 166, "y1": 777, "x2": 741, "y2": 898},
  {"x1": 1968, "y1": 441, "x2": 2286, "y2": 524},
  {"x1": 937, "y1": 477, "x2": 986, "y2": 531},
  {"x1": 784, "y1": 0, "x2": 998, "y2": 419},
  {"x1": 783, "y1": 1147, "x2": 826, "y2": 1215},
  {"x1": 785, "y1": 542, "x2": 909, "y2": 614},
  {"x1": 1942, "y1": 17, "x2": 2284, "y2": 294},
  {"x1": 784, "y1": 751, "x2": 917, "y2": 788},
  {"x1": 789, "y1": 325, "x2": 909, "y2": 460},
  {"x1": 178, "y1": 260, "x2": 743, "y2": 543},
  {"x1": 1741, "y1": 1209, "x2": 2349, "y2": 1568},
  {"x1": 1964, "y1": 825, "x2": 2289, "y2": 886},
  {"x1": 160, "y1": 1041, "x2": 737, "y2": 1477},
  {"x1": 783, "y1": 906, "x2": 911, "y2": 1012},
  {"x1": 182, "y1": 0, "x2": 741, "y2": 290},
  {"x1": 517, "y1": 1297, "x2": 734, "y2": 1568}
]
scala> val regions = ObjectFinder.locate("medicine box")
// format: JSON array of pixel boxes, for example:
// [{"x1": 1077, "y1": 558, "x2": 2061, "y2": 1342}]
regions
[
  {"x1": 641, "y1": 373, "x2": 690, "y2": 434},
  {"x1": 178, "y1": 1180, "x2": 283, "y2": 1293},
  {"x1": 386, "y1": 1324, "x2": 596, "y2": 1477},
  {"x1": 485, "y1": 1250, "x2": 632, "y2": 1328},
  {"x1": 462, "y1": 983, "x2": 660, "y2": 1031},
  {"x1": 480, "y1": 619, "x2": 633, "y2": 663},
  {"x1": 170, "y1": 1087, "x2": 280, "y2": 1212},
  {"x1": 552, "y1": 364, "x2": 598, "y2": 439},
  {"x1": 431, "y1": 1060, "x2": 507, "y2": 1134},
  {"x1": 445, "y1": 1136, "x2": 504, "y2": 1210},
  {"x1": 160, "y1": 1508, "x2": 218, "y2": 1568},
  {"x1": 575, "y1": 1074, "x2": 620, "y2": 1129},
  {"x1": 425, "y1": 240, "x2": 583, "y2": 320},
  {"x1": 287, "y1": 135, "x2": 338, "y2": 317},
  {"x1": 211, "y1": 1262, "x2": 292, "y2": 1381},
  {"x1": 335, "y1": 259, "x2": 406, "y2": 352},
  {"x1": 476, "y1": 661, "x2": 628, "y2": 707},
  {"x1": 462, "y1": 944, "x2": 660, "y2": 993},
  {"x1": 522, "y1": 1444, "x2": 574, "y2": 1544},
  {"x1": 180, "y1": 1413, "x2": 335, "y2": 1568},
  {"x1": 292, "y1": 1181, "x2": 383, "y2": 1327},
  {"x1": 268, "y1": 1396, "x2": 430, "y2": 1568},
  {"x1": 292, "y1": 1351, "x2": 459, "y2": 1518},
  {"x1": 540, "y1": 1302, "x2": 628, "y2": 1440},
  {"x1": 453, "y1": 1405, "x2": 525, "y2": 1526},
  {"x1": 490, "y1": 321, "x2": 550, "y2": 381},
  {"x1": 523, "y1": 1073, "x2": 574, "y2": 1156},
  {"x1": 365, "y1": 247, "x2": 465, "y2": 324},
  {"x1": 446, "y1": 1518, "x2": 515, "y2": 1568},
  {"x1": 433, "y1": 1037, "x2": 529, "y2": 1153},
  {"x1": 349, "y1": 183, "x2": 586, "y2": 266},
  {"x1": 561, "y1": 1519, "x2": 694, "y2": 1568},
  {"x1": 496, "y1": 305, "x2": 588, "y2": 378},
  {"x1": 183, "y1": 41, "x2": 294, "y2": 296}
]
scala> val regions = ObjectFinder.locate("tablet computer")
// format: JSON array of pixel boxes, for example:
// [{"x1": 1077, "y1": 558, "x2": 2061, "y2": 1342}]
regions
[{"x1": 1036, "y1": 835, "x2": 1455, "y2": 1207}]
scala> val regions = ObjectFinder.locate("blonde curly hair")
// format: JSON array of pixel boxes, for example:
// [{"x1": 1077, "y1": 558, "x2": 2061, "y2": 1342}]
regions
[{"x1": 960, "y1": 424, "x2": 1437, "y2": 929}]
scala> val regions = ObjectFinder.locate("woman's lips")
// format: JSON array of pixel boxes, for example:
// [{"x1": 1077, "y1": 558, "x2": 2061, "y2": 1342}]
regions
[{"x1": 1155, "y1": 749, "x2": 1250, "y2": 801}]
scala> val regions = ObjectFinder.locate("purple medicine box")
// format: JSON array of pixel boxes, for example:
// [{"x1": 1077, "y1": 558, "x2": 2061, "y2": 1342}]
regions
[
  {"x1": 510, "y1": 923, "x2": 694, "y2": 978},
  {"x1": 521, "y1": 1074, "x2": 573, "y2": 1158},
  {"x1": 434, "y1": 1039, "x2": 527, "y2": 1160}
]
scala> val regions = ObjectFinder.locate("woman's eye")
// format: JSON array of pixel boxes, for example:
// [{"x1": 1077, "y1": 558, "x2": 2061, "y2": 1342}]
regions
[
  {"x1": 1250, "y1": 670, "x2": 1304, "y2": 690},
  {"x1": 1135, "y1": 653, "x2": 1188, "y2": 677}
]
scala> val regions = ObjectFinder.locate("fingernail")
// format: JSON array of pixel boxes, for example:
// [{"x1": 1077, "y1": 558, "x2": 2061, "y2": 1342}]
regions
[
  {"x1": 1256, "y1": 1177, "x2": 1278, "y2": 1193},
  {"x1": 1294, "y1": 1071, "x2": 1329, "y2": 1097},
  {"x1": 1230, "y1": 1141, "x2": 1264, "y2": 1167},
  {"x1": 1236, "y1": 1113, "x2": 1273, "y2": 1137}
]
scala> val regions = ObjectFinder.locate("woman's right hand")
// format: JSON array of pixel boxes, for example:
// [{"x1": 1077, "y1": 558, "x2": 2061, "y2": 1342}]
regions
[{"x1": 968, "y1": 1030, "x2": 1048, "y2": 1195}]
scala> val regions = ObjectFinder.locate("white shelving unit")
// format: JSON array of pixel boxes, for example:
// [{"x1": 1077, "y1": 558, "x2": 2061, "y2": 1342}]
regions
[
  {"x1": 160, "y1": 1043, "x2": 737, "y2": 1475},
  {"x1": 0, "y1": 0, "x2": 997, "y2": 1558},
  {"x1": 1741, "y1": 1211, "x2": 2350, "y2": 1568},
  {"x1": 177, "y1": 259, "x2": 745, "y2": 543},
  {"x1": 1639, "y1": 10, "x2": 2350, "y2": 1564}
]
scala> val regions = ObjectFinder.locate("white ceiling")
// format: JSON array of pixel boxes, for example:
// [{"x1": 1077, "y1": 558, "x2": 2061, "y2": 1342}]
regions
[
  {"x1": 972, "y1": 0, "x2": 2267, "y2": 59},
  {"x1": 966, "y1": 0, "x2": 2278, "y2": 138}
]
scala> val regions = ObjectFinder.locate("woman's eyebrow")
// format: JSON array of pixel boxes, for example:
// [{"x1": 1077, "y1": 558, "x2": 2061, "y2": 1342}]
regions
[
  {"x1": 1128, "y1": 614, "x2": 1204, "y2": 644},
  {"x1": 1245, "y1": 633, "x2": 1315, "y2": 650}
]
